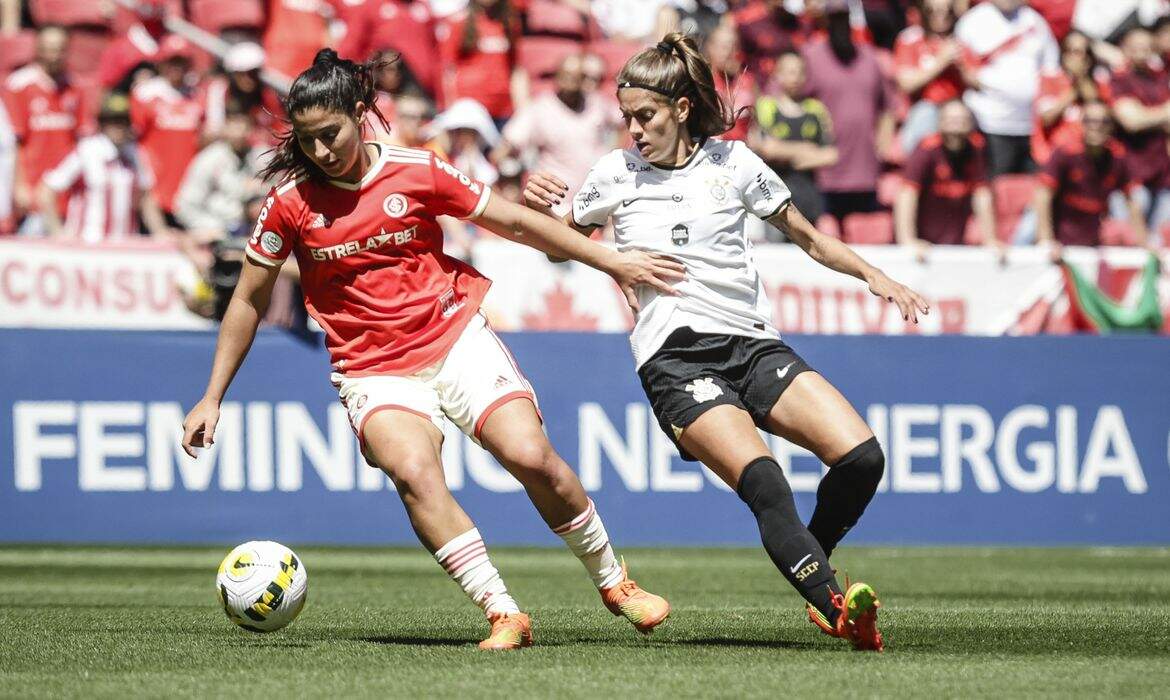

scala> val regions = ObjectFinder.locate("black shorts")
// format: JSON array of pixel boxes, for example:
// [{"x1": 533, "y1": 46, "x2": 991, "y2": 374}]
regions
[{"x1": 637, "y1": 328, "x2": 814, "y2": 461}]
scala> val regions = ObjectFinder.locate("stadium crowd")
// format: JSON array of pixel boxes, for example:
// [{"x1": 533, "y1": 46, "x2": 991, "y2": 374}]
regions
[{"x1": 1, "y1": 0, "x2": 1169, "y2": 306}]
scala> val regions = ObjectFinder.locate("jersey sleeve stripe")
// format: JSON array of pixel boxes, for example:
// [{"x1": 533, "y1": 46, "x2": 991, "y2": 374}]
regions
[
  {"x1": 761, "y1": 197, "x2": 791, "y2": 220},
  {"x1": 245, "y1": 247, "x2": 282, "y2": 267},
  {"x1": 276, "y1": 176, "x2": 305, "y2": 196},
  {"x1": 465, "y1": 185, "x2": 491, "y2": 219}
]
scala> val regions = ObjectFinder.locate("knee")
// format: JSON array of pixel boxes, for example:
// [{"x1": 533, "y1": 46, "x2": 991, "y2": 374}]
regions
[
  {"x1": 499, "y1": 437, "x2": 563, "y2": 483},
  {"x1": 736, "y1": 457, "x2": 795, "y2": 514},
  {"x1": 838, "y1": 437, "x2": 884, "y2": 487},
  {"x1": 369, "y1": 449, "x2": 443, "y2": 498}
]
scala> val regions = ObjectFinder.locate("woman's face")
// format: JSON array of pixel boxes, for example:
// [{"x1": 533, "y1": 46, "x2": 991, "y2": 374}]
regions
[
  {"x1": 1062, "y1": 33, "x2": 1091, "y2": 76},
  {"x1": 618, "y1": 88, "x2": 686, "y2": 164},
  {"x1": 923, "y1": 0, "x2": 955, "y2": 34},
  {"x1": 292, "y1": 105, "x2": 366, "y2": 179}
]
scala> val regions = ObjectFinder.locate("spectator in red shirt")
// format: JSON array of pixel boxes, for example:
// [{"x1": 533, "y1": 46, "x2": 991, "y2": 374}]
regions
[
  {"x1": 1109, "y1": 26, "x2": 1170, "y2": 233},
  {"x1": 336, "y1": 0, "x2": 440, "y2": 99},
  {"x1": 895, "y1": 100, "x2": 999, "y2": 260},
  {"x1": 130, "y1": 35, "x2": 206, "y2": 221},
  {"x1": 1, "y1": 25, "x2": 84, "y2": 229},
  {"x1": 438, "y1": 0, "x2": 527, "y2": 124},
  {"x1": 893, "y1": 0, "x2": 968, "y2": 154},
  {"x1": 97, "y1": 0, "x2": 169, "y2": 91},
  {"x1": 1032, "y1": 30, "x2": 1110, "y2": 167},
  {"x1": 1036, "y1": 101, "x2": 1149, "y2": 254},
  {"x1": 733, "y1": 0, "x2": 801, "y2": 86},
  {"x1": 803, "y1": 0, "x2": 896, "y2": 222},
  {"x1": 704, "y1": 23, "x2": 755, "y2": 141},
  {"x1": 263, "y1": 0, "x2": 330, "y2": 82}
]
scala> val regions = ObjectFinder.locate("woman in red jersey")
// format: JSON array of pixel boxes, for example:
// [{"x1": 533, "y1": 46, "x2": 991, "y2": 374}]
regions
[{"x1": 181, "y1": 51, "x2": 681, "y2": 650}]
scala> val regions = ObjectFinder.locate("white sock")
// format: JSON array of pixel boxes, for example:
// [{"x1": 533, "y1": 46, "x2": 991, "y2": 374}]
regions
[
  {"x1": 434, "y1": 528, "x2": 520, "y2": 616},
  {"x1": 553, "y1": 499, "x2": 624, "y2": 590}
]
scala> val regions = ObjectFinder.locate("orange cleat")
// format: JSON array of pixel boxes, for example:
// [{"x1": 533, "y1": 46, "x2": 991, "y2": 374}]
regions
[
  {"x1": 807, "y1": 581, "x2": 884, "y2": 652},
  {"x1": 478, "y1": 611, "x2": 533, "y2": 650},
  {"x1": 600, "y1": 559, "x2": 670, "y2": 634}
]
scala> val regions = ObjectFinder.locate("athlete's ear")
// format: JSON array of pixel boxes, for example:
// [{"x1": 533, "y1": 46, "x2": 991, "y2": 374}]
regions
[
  {"x1": 353, "y1": 101, "x2": 367, "y2": 122},
  {"x1": 674, "y1": 96, "x2": 691, "y2": 125}
]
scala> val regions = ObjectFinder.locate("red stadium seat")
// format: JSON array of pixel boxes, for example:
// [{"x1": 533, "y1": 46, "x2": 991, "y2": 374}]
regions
[
  {"x1": 0, "y1": 31, "x2": 36, "y2": 77},
  {"x1": 585, "y1": 40, "x2": 643, "y2": 84},
  {"x1": 525, "y1": 0, "x2": 589, "y2": 39},
  {"x1": 29, "y1": 0, "x2": 111, "y2": 27},
  {"x1": 842, "y1": 212, "x2": 894, "y2": 244},
  {"x1": 516, "y1": 36, "x2": 585, "y2": 81},
  {"x1": 992, "y1": 174, "x2": 1036, "y2": 242},
  {"x1": 189, "y1": 0, "x2": 265, "y2": 34}
]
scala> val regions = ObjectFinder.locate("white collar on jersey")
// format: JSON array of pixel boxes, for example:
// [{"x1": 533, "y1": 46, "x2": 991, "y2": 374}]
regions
[{"x1": 327, "y1": 142, "x2": 388, "y2": 191}]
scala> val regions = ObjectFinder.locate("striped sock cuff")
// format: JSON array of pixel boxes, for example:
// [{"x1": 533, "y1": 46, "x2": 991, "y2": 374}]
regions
[
  {"x1": 435, "y1": 528, "x2": 488, "y2": 577},
  {"x1": 552, "y1": 498, "x2": 596, "y2": 535}
]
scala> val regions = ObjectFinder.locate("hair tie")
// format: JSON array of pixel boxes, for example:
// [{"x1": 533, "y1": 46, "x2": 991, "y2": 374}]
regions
[{"x1": 657, "y1": 41, "x2": 679, "y2": 57}]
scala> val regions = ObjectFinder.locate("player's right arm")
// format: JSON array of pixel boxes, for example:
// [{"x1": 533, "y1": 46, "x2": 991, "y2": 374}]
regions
[
  {"x1": 182, "y1": 258, "x2": 281, "y2": 457},
  {"x1": 183, "y1": 186, "x2": 297, "y2": 457}
]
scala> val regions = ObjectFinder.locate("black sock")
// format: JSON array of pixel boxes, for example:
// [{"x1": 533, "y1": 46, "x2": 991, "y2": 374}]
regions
[
  {"x1": 737, "y1": 456, "x2": 842, "y2": 623},
  {"x1": 807, "y1": 437, "x2": 885, "y2": 557}
]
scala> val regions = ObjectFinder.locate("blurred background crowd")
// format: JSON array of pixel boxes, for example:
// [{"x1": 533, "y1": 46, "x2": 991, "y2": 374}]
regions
[{"x1": 2, "y1": 0, "x2": 1170, "y2": 322}]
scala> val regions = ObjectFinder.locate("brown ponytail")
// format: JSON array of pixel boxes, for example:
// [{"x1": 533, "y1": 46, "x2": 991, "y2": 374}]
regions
[
  {"x1": 259, "y1": 49, "x2": 392, "y2": 183},
  {"x1": 616, "y1": 32, "x2": 739, "y2": 139}
]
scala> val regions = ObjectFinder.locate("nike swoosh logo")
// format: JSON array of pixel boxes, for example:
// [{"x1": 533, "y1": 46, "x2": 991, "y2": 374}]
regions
[
  {"x1": 621, "y1": 199, "x2": 636, "y2": 207},
  {"x1": 789, "y1": 554, "x2": 812, "y2": 574},
  {"x1": 777, "y1": 361, "x2": 796, "y2": 379}
]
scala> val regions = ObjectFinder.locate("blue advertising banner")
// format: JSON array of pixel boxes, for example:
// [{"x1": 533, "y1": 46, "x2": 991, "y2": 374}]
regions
[{"x1": 1, "y1": 329, "x2": 1168, "y2": 545}]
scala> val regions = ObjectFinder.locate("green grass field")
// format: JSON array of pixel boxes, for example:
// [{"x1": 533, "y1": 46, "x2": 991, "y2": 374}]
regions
[{"x1": 1, "y1": 545, "x2": 1168, "y2": 698}]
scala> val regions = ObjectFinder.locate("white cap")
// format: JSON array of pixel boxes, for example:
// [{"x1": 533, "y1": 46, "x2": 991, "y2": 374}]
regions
[
  {"x1": 429, "y1": 98, "x2": 500, "y2": 146},
  {"x1": 224, "y1": 42, "x2": 266, "y2": 73}
]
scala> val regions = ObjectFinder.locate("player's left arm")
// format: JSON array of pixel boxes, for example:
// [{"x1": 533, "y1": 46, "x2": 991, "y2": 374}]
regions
[{"x1": 769, "y1": 202, "x2": 930, "y2": 323}]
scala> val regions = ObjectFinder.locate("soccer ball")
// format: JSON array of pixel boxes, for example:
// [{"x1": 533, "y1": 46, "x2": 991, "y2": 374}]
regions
[{"x1": 216, "y1": 540, "x2": 308, "y2": 633}]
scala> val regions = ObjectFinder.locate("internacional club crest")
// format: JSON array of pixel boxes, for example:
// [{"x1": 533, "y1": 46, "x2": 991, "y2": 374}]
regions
[
  {"x1": 685, "y1": 377, "x2": 724, "y2": 403},
  {"x1": 383, "y1": 193, "x2": 409, "y2": 218}
]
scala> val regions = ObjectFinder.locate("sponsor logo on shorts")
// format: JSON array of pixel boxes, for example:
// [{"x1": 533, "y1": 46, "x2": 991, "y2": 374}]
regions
[
  {"x1": 382, "y1": 193, "x2": 409, "y2": 218},
  {"x1": 260, "y1": 231, "x2": 283, "y2": 255},
  {"x1": 777, "y1": 361, "x2": 796, "y2": 380},
  {"x1": 684, "y1": 377, "x2": 723, "y2": 403}
]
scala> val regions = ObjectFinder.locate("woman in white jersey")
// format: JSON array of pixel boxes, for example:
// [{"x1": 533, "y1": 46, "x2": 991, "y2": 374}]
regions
[{"x1": 525, "y1": 34, "x2": 930, "y2": 652}]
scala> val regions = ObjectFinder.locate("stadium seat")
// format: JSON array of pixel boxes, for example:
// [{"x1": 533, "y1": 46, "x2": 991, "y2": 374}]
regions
[
  {"x1": 189, "y1": 0, "x2": 265, "y2": 34},
  {"x1": 585, "y1": 40, "x2": 643, "y2": 84},
  {"x1": 841, "y1": 212, "x2": 894, "y2": 244},
  {"x1": 992, "y1": 174, "x2": 1036, "y2": 242},
  {"x1": 516, "y1": 36, "x2": 585, "y2": 81},
  {"x1": 29, "y1": 0, "x2": 111, "y2": 27},
  {"x1": 0, "y1": 31, "x2": 35, "y2": 77},
  {"x1": 525, "y1": 0, "x2": 590, "y2": 39}
]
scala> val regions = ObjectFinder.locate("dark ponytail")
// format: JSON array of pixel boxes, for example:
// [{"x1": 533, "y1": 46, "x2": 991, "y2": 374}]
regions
[
  {"x1": 616, "y1": 32, "x2": 740, "y2": 139},
  {"x1": 259, "y1": 48, "x2": 392, "y2": 183}
]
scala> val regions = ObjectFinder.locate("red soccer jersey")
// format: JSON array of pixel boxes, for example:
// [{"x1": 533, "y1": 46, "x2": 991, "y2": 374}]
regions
[
  {"x1": 892, "y1": 26, "x2": 964, "y2": 104},
  {"x1": 130, "y1": 76, "x2": 205, "y2": 212},
  {"x1": 1037, "y1": 141, "x2": 1138, "y2": 247},
  {"x1": 902, "y1": 134, "x2": 989, "y2": 245},
  {"x1": 1, "y1": 64, "x2": 84, "y2": 193},
  {"x1": 1032, "y1": 71, "x2": 1112, "y2": 166},
  {"x1": 246, "y1": 144, "x2": 493, "y2": 376}
]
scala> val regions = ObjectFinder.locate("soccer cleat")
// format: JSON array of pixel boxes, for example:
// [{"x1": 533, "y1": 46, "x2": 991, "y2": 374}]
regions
[
  {"x1": 600, "y1": 559, "x2": 670, "y2": 634},
  {"x1": 478, "y1": 611, "x2": 533, "y2": 650},
  {"x1": 807, "y1": 581, "x2": 884, "y2": 652}
]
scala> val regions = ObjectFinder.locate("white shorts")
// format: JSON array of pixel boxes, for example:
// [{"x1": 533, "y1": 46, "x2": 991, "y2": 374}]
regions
[{"x1": 332, "y1": 313, "x2": 540, "y2": 455}]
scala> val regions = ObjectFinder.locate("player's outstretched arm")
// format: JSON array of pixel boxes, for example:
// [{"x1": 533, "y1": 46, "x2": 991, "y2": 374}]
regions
[
  {"x1": 770, "y1": 202, "x2": 930, "y2": 324},
  {"x1": 182, "y1": 259, "x2": 281, "y2": 457},
  {"x1": 522, "y1": 171, "x2": 593, "y2": 263},
  {"x1": 474, "y1": 192, "x2": 685, "y2": 312}
]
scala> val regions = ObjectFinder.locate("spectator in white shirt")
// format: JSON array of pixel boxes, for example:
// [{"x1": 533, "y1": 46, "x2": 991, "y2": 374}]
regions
[
  {"x1": 955, "y1": 0, "x2": 1059, "y2": 176},
  {"x1": 37, "y1": 94, "x2": 170, "y2": 242},
  {"x1": 175, "y1": 107, "x2": 268, "y2": 238}
]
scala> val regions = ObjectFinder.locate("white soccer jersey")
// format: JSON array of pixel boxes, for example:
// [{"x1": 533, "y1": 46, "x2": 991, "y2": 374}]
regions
[{"x1": 573, "y1": 137, "x2": 791, "y2": 366}]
